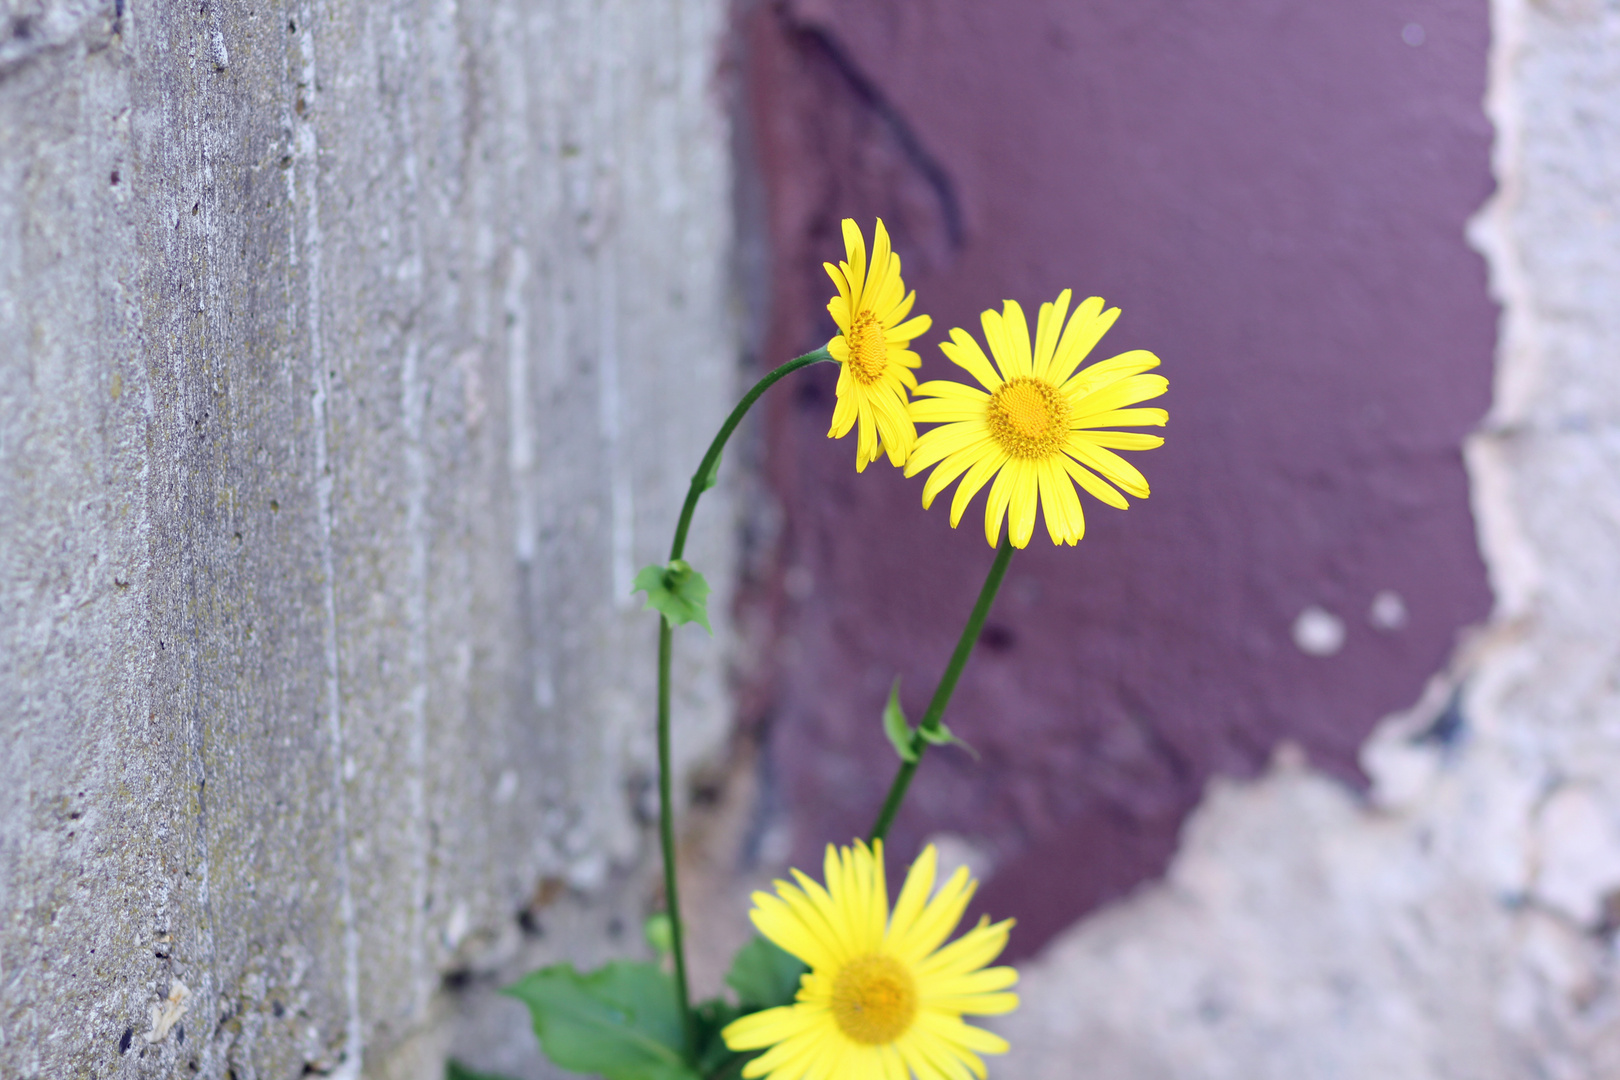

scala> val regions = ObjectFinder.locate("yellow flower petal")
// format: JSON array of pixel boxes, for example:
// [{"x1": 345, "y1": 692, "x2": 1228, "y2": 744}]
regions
[
  {"x1": 1070, "y1": 429, "x2": 1164, "y2": 451},
  {"x1": 841, "y1": 219, "x2": 867, "y2": 301},
  {"x1": 939, "y1": 328, "x2": 1003, "y2": 392},
  {"x1": 1070, "y1": 372, "x2": 1169, "y2": 420},
  {"x1": 1058, "y1": 454, "x2": 1129, "y2": 510},
  {"x1": 1070, "y1": 406, "x2": 1168, "y2": 430},
  {"x1": 1065, "y1": 437, "x2": 1150, "y2": 498},
  {"x1": 1006, "y1": 458, "x2": 1039, "y2": 548},
  {"x1": 1060, "y1": 348, "x2": 1160, "y2": 399},
  {"x1": 1046, "y1": 296, "x2": 1118, "y2": 386},
  {"x1": 949, "y1": 448, "x2": 1008, "y2": 529}
]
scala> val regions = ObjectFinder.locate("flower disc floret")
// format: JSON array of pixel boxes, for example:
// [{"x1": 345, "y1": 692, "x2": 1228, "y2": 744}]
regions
[
  {"x1": 844, "y1": 309, "x2": 891, "y2": 386},
  {"x1": 986, "y1": 377, "x2": 1069, "y2": 459},
  {"x1": 831, "y1": 953, "x2": 918, "y2": 1045}
]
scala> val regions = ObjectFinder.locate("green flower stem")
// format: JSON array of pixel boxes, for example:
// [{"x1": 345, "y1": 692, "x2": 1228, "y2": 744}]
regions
[
  {"x1": 655, "y1": 615, "x2": 694, "y2": 1059},
  {"x1": 657, "y1": 346, "x2": 832, "y2": 1062},
  {"x1": 868, "y1": 536, "x2": 1015, "y2": 843},
  {"x1": 669, "y1": 347, "x2": 830, "y2": 561}
]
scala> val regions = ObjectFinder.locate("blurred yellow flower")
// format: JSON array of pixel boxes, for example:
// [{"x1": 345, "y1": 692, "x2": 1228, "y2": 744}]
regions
[
  {"x1": 906, "y1": 291, "x2": 1167, "y2": 547},
  {"x1": 722, "y1": 840, "x2": 1017, "y2": 1080},
  {"x1": 825, "y1": 219, "x2": 932, "y2": 471}
]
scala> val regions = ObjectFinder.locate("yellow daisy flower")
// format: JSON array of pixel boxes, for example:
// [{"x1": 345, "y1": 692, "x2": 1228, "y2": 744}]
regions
[
  {"x1": 905, "y1": 290, "x2": 1168, "y2": 548},
  {"x1": 824, "y1": 219, "x2": 932, "y2": 471},
  {"x1": 722, "y1": 840, "x2": 1018, "y2": 1080}
]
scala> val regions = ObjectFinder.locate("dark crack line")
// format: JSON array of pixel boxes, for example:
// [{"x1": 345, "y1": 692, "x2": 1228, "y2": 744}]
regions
[{"x1": 787, "y1": 17, "x2": 965, "y2": 250}]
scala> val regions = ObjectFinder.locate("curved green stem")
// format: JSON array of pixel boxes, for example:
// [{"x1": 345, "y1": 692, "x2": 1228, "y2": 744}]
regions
[
  {"x1": 669, "y1": 347, "x2": 830, "y2": 561},
  {"x1": 656, "y1": 347, "x2": 831, "y2": 1062},
  {"x1": 868, "y1": 537, "x2": 1015, "y2": 843}
]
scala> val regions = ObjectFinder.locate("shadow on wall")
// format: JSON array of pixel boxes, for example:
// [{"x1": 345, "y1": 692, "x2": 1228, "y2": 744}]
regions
[{"x1": 729, "y1": 0, "x2": 1494, "y2": 960}]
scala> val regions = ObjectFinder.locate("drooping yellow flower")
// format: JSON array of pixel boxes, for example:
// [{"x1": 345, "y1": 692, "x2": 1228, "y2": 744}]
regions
[
  {"x1": 824, "y1": 219, "x2": 932, "y2": 471},
  {"x1": 905, "y1": 291, "x2": 1167, "y2": 548},
  {"x1": 722, "y1": 840, "x2": 1017, "y2": 1080}
]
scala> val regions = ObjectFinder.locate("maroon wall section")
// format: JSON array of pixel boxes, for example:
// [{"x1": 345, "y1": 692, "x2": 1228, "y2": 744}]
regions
[{"x1": 733, "y1": 0, "x2": 1495, "y2": 959}]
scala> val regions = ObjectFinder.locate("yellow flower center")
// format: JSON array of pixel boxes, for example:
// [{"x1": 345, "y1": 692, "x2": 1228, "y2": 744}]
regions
[
  {"x1": 844, "y1": 309, "x2": 889, "y2": 386},
  {"x1": 830, "y1": 953, "x2": 918, "y2": 1045},
  {"x1": 987, "y1": 376, "x2": 1069, "y2": 459}
]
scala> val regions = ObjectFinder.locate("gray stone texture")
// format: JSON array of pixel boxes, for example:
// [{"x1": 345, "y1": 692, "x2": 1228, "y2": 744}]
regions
[
  {"x1": 994, "y1": 0, "x2": 1620, "y2": 1075},
  {"x1": 0, "y1": 1, "x2": 736, "y2": 1077}
]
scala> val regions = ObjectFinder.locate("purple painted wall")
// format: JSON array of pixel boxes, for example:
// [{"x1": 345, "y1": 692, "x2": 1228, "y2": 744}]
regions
[{"x1": 733, "y1": 0, "x2": 1494, "y2": 959}]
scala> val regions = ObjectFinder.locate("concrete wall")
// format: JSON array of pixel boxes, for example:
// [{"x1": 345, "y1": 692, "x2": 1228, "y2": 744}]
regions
[
  {"x1": 0, "y1": 2, "x2": 736, "y2": 1077},
  {"x1": 992, "y1": 0, "x2": 1620, "y2": 1074}
]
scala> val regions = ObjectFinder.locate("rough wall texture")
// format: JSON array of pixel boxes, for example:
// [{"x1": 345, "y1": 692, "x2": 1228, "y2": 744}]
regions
[
  {"x1": 992, "y1": 0, "x2": 1620, "y2": 1074},
  {"x1": 734, "y1": 0, "x2": 1495, "y2": 961},
  {"x1": 0, "y1": 2, "x2": 736, "y2": 1077}
]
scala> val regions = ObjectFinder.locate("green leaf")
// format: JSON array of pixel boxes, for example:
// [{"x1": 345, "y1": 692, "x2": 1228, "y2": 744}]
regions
[
  {"x1": 633, "y1": 560, "x2": 713, "y2": 633},
  {"x1": 882, "y1": 678, "x2": 918, "y2": 764},
  {"x1": 724, "y1": 935, "x2": 807, "y2": 1010},
  {"x1": 502, "y1": 962, "x2": 699, "y2": 1080},
  {"x1": 691, "y1": 997, "x2": 745, "y2": 1076},
  {"x1": 918, "y1": 721, "x2": 979, "y2": 760},
  {"x1": 446, "y1": 1062, "x2": 522, "y2": 1080}
]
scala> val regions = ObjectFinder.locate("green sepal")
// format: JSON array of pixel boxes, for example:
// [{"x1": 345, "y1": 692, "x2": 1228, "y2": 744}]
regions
[
  {"x1": 502, "y1": 961, "x2": 699, "y2": 1080},
  {"x1": 724, "y1": 935, "x2": 807, "y2": 1010},
  {"x1": 697, "y1": 453, "x2": 722, "y2": 493},
  {"x1": 881, "y1": 678, "x2": 918, "y2": 764},
  {"x1": 919, "y1": 720, "x2": 979, "y2": 760},
  {"x1": 446, "y1": 1061, "x2": 522, "y2": 1080},
  {"x1": 633, "y1": 560, "x2": 712, "y2": 633}
]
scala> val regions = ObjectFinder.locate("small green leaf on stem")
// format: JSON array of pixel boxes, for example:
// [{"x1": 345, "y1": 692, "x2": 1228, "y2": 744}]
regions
[
  {"x1": 724, "y1": 935, "x2": 807, "y2": 1010},
  {"x1": 502, "y1": 962, "x2": 700, "y2": 1080},
  {"x1": 633, "y1": 560, "x2": 712, "y2": 633},
  {"x1": 645, "y1": 913, "x2": 675, "y2": 957},
  {"x1": 919, "y1": 721, "x2": 979, "y2": 760},
  {"x1": 881, "y1": 678, "x2": 918, "y2": 764}
]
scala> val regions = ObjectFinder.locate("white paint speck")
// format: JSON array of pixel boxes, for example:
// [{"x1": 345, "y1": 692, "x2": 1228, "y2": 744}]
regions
[
  {"x1": 1369, "y1": 590, "x2": 1408, "y2": 631},
  {"x1": 144, "y1": 980, "x2": 190, "y2": 1044},
  {"x1": 494, "y1": 769, "x2": 519, "y2": 803},
  {"x1": 445, "y1": 902, "x2": 471, "y2": 949},
  {"x1": 1402, "y1": 22, "x2": 1426, "y2": 46},
  {"x1": 1293, "y1": 606, "x2": 1346, "y2": 657}
]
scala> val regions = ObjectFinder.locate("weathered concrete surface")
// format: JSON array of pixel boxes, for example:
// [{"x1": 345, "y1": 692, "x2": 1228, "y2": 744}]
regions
[
  {"x1": 0, "y1": 1, "x2": 736, "y2": 1077},
  {"x1": 991, "y1": 0, "x2": 1620, "y2": 1074}
]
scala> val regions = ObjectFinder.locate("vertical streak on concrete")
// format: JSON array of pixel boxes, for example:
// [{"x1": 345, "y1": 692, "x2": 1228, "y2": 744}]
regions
[
  {"x1": 388, "y1": 0, "x2": 434, "y2": 1012},
  {"x1": 293, "y1": 6, "x2": 366, "y2": 1076},
  {"x1": 600, "y1": 254, "x2": 635, "y2": 606}
]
